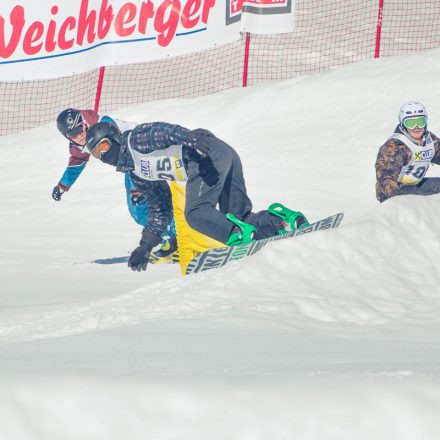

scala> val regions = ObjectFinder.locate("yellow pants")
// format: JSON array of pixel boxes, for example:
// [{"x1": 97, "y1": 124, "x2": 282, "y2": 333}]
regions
[{"x1": 170, "y1": 182, "x2": 227, "y2": 275}]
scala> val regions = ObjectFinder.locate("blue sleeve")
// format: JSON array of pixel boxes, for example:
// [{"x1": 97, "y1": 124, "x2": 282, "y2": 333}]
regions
[
  {"x1": 59, "y1": 162, "x2": 87, "y2": 189},
  {"x1": 100, "y1": 116, "x2": 116, "y2": 125}
]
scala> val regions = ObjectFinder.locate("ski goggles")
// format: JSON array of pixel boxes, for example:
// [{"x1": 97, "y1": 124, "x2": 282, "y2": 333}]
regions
[
  {"x1": 403, "y1": 116, "x2": 427, "y2": 129},
  {"x1": 91, "y1": 139, "x2": 111, "y2": 159},
  {"x1": 65, "y1": 121, "x2": 86, "y2": 140}
]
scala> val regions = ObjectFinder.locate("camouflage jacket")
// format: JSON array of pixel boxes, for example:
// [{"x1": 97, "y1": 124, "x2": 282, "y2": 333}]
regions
[{"x1": 375, "y1": 126, "x2": 440, "y2": 202}]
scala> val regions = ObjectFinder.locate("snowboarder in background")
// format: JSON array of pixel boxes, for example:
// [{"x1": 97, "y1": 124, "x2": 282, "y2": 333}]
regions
[
  {"x1": 85, "y1": 121, "x2": 307, "y2": 271},
  {"x1": 375, "y1": 101, "x2": 440, "y2": 202},
  {"x1": 52, "y1": 108, "x2": 177, "y2": 260}
]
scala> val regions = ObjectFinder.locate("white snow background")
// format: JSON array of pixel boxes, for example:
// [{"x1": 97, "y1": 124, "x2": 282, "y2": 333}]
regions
[{"x1": 1, "y1": 47, "x2": 440, "y2": 439}]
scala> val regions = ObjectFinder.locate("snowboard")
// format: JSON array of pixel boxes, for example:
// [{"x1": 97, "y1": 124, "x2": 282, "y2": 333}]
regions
[
  {"x1": 185, "y1": 212, "x2": 343, "y2": 275},
  {"x1": 92, "y1": 251, "x2": 179, "y2": 265}
]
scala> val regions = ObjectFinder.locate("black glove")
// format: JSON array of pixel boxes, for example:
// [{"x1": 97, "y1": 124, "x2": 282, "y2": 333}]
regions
[
  {"x1": 199, "y1": 156, "x2": 220, "y2": 186},
  {"x1": 187, "y1": 131, "x2": 213, "y2": 157},
  {"x1": 128, "y1": 244, "x2": 151, "y2": 271},
  {"x1": 128, "y1": 228, "x2": 162, "y2": 271},
  {"x1": 130, "y1": 189, "x2": 146, "y2": 206},
  {"x1": 52, "y1": 185, "x2": 64, "y2": 201}
]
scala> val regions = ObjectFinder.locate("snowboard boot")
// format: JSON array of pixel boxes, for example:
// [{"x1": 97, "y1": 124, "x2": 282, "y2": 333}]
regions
[
  {"x1": 225, "y1": 213, "x2": 256, "y2": 246},
  {"x1": 150, "y1": 236, "x2": 179, "y2": 263},
  {"x1": 268, "y1": 203, "x2": 309, "y2": 234}
]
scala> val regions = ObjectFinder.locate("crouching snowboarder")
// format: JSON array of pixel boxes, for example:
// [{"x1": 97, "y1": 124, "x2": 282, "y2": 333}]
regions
[{"x1": 85, "y1": 121, "x2": 306, "y2": 271}]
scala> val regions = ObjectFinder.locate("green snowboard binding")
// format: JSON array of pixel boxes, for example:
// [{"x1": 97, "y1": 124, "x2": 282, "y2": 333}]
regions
[
  {"x1": 268, "y1": 203, "x2": 309, "y2": 234},
  {"x1": 225, "y1": 213, "x2": 256, "y2": 246}
]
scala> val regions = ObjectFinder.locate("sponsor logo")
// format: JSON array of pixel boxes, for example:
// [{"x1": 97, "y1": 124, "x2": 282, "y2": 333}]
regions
[
  {"x1": 226, "y1": 0, "x2": 291, "y2": 25},
  {"x1": 415, "y1": 150, "x2": 433, "y2": 160},
  {"x1": 0, "y1": 0, "x2": 216, "y2": 59},
  {"x1": 140, "y1": 159, "x2": 153, "y2": 177},
  {"x1": 175, "y1": 158, "x2": 183, "y2": 168}
]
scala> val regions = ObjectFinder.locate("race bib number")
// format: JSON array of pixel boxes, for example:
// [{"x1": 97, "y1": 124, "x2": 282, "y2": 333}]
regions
[
  {"x1": 156, "y1": 157, "x2": 186, "y2": 181},
  {"x1": 398, "y1": 164, "x2": 428, "y2": 185},
  {"x1": 130, "y1": 142, "x2": 188, "y2": 182},
  {"x1": 391, "y1": 133, "x2": 435, "y2": 186}
]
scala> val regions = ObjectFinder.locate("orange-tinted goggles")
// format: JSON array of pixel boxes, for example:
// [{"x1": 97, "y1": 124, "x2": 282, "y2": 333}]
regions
[{"x1": 91, "y1": 139, "x2": 111, "y2": 159}]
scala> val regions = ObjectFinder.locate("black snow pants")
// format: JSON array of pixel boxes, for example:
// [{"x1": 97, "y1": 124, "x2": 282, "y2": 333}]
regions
[
  {"x1": 398, "y1": 177, "x2": 440, "y2": 198},
  {"x1": 184, "y1": 132, "x2": 283, "y2": 243}
]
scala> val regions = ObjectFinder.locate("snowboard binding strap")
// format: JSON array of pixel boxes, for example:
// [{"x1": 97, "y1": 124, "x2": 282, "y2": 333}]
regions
[
  {"x1": 268, "y1": 203, "x2": 309, "y2": 234},
  {"x1": 225, "y1": 213, "x2": 256, "y2": 246}
]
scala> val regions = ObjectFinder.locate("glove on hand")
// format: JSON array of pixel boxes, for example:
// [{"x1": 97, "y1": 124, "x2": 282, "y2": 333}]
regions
[
  {"x1": 187, "y1": 131, "x2": 213, "y2": 157},
  {"x1": 128, "y1": 244, "x2": 151, "y2": 271},
  {"x1": 130, "y1": 189, "x2": 146, "y2": 206},
  {"x1": 199, "y1": 156, "x2": 220, "y2": 186},
  {"x1": 52, "y1": 185, "x2": 64, "y2": 201},
  {"x1": 128, "y1": 228, "x2": 162, "y2": 272}
]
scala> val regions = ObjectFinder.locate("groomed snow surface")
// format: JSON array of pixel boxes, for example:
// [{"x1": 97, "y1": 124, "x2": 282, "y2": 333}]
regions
[{"x1": 1, "y1": 48, "x2": 440, "y2": 439}]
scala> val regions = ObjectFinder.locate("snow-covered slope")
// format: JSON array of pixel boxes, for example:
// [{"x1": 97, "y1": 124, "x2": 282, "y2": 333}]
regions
[{"x1": 1, "y1": 48, "x2": 440, "y2": 439}]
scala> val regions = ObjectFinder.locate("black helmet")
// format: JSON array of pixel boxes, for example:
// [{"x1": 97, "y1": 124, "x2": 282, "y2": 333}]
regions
[
  {"x1": 85, "y1": 122, "x2": 122, "y2": 165},
  {"x1": 56, "y1": 108, "x2": 84, "y2": 138}
]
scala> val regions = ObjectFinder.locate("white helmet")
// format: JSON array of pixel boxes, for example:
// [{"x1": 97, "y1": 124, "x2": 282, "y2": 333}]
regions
[{"x1": 398, "y1": 101, "x2": 428, "y2": 123}]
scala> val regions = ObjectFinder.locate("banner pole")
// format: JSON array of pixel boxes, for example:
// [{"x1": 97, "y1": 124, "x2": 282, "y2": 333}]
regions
[
  {"x1": 374, "y1": 0, "x2": 384, "y2": 58},
  {"x1": 242, "y1": 32, "x2": 251, "y2": 87},
  {"x1": 94, "y1": 67, "x2": 106, "y2": 112}
]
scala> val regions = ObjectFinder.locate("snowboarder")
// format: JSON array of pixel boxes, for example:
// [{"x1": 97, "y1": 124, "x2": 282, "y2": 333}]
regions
[
  {"x1": 52, "y1": 108, "x2": 177, "y2": 259},
  {"x1": 375, "y1": 101, "x2": 440, "y2": 202},
  {"x1": 85, "y1": 121, "x2": 305, "y2": 271}
]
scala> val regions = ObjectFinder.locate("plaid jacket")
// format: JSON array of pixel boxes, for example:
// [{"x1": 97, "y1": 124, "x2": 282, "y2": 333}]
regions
[{"x1": 116, "y1": 122, "x2": 198, "y2": 237}]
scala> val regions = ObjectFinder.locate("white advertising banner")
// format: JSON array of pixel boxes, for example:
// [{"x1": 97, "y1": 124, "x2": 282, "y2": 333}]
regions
[{"x1": 0, "y1": 0, "x2": 295, "y2": 81}]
